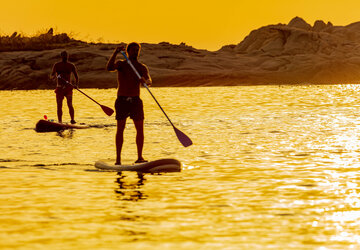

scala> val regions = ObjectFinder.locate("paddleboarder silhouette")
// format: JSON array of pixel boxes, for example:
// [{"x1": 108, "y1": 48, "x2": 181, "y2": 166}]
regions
[
  {"x1": 107, "y1": 43, "x2": 152, "y2": 165},
  {"x1": 50, "y1": 51, "x2": 79, "y2": 124}
]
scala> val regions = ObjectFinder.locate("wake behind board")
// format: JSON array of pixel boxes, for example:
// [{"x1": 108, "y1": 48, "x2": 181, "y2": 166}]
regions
[
  {"x1": 35, "y1": 119, "x2": 89, "y2": 132},
  {"x1": 95, "y1": 158, "x2": 181, "y2": 173}
]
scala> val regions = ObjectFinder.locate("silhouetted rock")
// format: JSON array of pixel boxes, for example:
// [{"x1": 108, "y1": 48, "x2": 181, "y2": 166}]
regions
[
  {"x1": 10, "y1": 32, "x2": 18, "y2": 39},
  {"x1": 47, "y1": 28, "x2": 53, "y2": 35},
  {"x1": 288, "y1": 16, "x2": 312, "y2": 30},
  {"x1": 2, "y1": 17, "x2": 360, "y2": 89},
  {"x1": 313, "y1": 20, "x2": 327, "y2": 31}
]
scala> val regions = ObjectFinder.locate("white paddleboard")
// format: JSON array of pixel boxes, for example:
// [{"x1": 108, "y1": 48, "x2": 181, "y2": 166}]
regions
[{"x1": 95, "y1": 158, "x2": 181, "y2": 173}]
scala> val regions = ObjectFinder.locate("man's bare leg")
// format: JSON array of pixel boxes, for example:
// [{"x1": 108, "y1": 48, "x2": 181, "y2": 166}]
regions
[
  {"x1": 116, "y1": 119, "x2": 127, "y2": 165},
  {"x1": 133, "y1": 119, "x2": 145, "y2": 162},
  {"x1": 56, "y1": 96, "x2": 63, "y2": 123},
  {"x1": 66, "y1": 95, "x2": 75, "y2": 123}
]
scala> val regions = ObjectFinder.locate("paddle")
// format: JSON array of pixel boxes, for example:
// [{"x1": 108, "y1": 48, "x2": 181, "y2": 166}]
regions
[
  {"x1": 57, "y1": 75, "x2": 114, "y2": 116},
  {"x1": 120, "y1": 51, "x2": 193, "y2": 147}
]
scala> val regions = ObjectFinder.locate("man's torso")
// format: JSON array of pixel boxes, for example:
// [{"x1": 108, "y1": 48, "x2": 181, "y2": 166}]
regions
[
  {"x1": 116, "y1": 60, "x2": 150, "y2": 97},
  {"x1": 54, "y1": 62, "x2": 75, "y2": 87}
]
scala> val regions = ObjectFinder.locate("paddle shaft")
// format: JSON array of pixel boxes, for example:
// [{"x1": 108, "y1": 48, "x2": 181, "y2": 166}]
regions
[
  {"x1": 144, "y1": 84, "x2": 176, "y2": 128},
  {"x1": 57, "y1": 75, "x2": 102, "y2": 106},
  {"x1": 120, "y1": 52, "x2": 176, "y2": 128}
]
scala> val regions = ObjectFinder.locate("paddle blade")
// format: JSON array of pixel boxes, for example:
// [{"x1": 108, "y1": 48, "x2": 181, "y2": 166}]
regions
[
  {"x1": 101, "y1": 105, "x2": 114, "y2": 116},
  {"x1": 173, "y1": 126, "x2": 192, "y2": 147}
]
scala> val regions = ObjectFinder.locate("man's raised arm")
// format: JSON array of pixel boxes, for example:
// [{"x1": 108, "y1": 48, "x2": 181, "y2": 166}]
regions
[{"x1": 107, "y1": 47, "x2": 123, "y2": 71}]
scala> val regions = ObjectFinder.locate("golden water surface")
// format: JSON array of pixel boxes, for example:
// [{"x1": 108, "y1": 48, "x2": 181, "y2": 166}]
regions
[{"x1": 1, "y1": 85, "x2": 360, "y2": 249}]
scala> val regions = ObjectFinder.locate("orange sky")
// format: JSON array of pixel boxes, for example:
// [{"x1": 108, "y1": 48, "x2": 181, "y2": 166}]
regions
[{"x1": 1, "y1": 0, "x2": 360, "y2": 50}]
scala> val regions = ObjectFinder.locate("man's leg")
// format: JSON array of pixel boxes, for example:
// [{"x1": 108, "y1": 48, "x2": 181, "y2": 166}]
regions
[
  {"x1": 56, "y1": 95, "x2": 63, "y2": 123},
  {"x1": 116, "y1": 119, "x2": 127, "y2": 165},
  {"x1": 66, "y1": 95, "x2": 75, "y2": 123},
  {"x1": 133, "y1": 119, "x2": 145, "y2": 162}
]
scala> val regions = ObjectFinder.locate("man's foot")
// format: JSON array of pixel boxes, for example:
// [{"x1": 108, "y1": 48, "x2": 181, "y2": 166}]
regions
[
  {"x1": 70, "y1": 120, "x2": 76, "y2": 124},
  {"x1": 115, "y1": 162, "x2": 121, "y2": 165},
  {"x1": 135, "y1": 158, "x2": 148, "y2": 164}
]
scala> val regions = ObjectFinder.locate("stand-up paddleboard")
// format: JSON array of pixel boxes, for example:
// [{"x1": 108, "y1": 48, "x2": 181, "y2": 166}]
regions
[
  {"x1": 35, "y1": 119, "x2": 90, "y2": 132},
  {"x1": 95, "y1": 159, "x2": 181, "y2": 173}
]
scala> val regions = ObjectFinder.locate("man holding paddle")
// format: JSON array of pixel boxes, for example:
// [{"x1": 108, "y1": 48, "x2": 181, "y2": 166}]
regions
[
  {"x1": 50, "y1": 51, "x2": 79, "y2": 124},
  {"x1": 107, "y1": 43, "x2": 152, "y2": 165}
]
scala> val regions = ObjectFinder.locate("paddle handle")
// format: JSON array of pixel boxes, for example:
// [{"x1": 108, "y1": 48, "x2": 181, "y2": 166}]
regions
[{"x1": 120, "y1": 51, "x2": 176, "y2": 128}]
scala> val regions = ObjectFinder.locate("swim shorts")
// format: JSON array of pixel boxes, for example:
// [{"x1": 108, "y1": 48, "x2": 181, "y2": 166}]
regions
[
  {"x1": 55, "y1": 86, "x2": 73, "y2": 100},
  {"x1": 115, "y1": 96, "x2": 144, "y2": 121}
]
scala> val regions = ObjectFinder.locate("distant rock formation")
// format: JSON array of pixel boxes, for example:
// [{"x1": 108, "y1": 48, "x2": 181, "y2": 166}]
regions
[
  {"x1": 234, "y1": 16, "x2": 351, "y2": 56},
  {"x1": 2, "y1": 17, "x2": 360, "y2": 89},
  {"x1": 224, "y1": 17, "x2": 360, "y2": 83},
  {"x1": 10, "y1": 32, "x2": 18, "y2": 39},
  {"x1": 288, "y1": 16, "x2": 312, "y2": 30},
  {"x1": 47, "y1": 28, "x2": 54, "y2": 35}
]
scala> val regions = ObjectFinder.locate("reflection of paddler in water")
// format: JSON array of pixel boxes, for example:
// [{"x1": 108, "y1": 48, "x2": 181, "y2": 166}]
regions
[
  {"x1": 50, "y1": 51, "x2": 79, "y2": 124},
  {"x1": 115, "y1": 172, "x2": 147, "y2": 201},
  {"x1": 106, "y1": 43, "x2": 152, "y2": 165}
]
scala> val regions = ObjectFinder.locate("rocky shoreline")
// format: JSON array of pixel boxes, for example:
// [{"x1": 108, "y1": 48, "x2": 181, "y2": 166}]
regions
[{"x1": 2, "y1": 17, "x2": 360, "y2": 90}]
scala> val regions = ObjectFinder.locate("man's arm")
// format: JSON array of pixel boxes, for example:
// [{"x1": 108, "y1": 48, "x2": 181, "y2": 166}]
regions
[
  {"x1": 140, "y1": 77, "x2": 152, "y2": 87},
  {"x1": 140, "y1": 65, "x2": 152, "y2": 87},
  {"x1": 107, "y1": 46, "x2": 124, "y2": 71}
]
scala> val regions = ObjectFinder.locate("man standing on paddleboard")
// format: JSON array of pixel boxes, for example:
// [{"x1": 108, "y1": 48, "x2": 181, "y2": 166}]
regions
[
  {"x1": 50, "y1": 51, "x2": 79, "y2": 124},
  {"x1": 106, "y1": 43, "x2": 152, "y2": 165}
]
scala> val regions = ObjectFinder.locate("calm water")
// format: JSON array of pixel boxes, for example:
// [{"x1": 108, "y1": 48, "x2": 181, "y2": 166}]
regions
[{"x1": 2, "y1": 85, "x2": 360, "y2": 249}]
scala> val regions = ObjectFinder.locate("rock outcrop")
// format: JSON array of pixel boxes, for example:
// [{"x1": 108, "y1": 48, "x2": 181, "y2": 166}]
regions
[{"x1": 2, "y1": 17, "x2": 360, "y2": 89}]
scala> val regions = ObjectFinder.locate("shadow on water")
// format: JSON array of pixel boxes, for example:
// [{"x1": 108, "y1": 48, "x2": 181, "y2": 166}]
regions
[
  {"x1": 114, "y1": 172, "x2": 147, "y2": 201},
  {"x1": 56, "y1": 129, "x2": 75, "y2": 138},
  {"x1": 39, "y1": 124, "x2": 116, "y2": 138},
  {"x1": 88, "y1": 124, "x2": 116, "y2": 128}
]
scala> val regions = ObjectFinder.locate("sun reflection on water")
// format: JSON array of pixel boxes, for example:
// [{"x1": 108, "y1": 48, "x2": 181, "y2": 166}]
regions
[{"x1": 2, "y1": 86, "x2": 360, "y2": 248}]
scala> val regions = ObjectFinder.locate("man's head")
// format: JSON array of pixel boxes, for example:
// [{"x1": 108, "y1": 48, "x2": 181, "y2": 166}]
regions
[
  {"x1": 60, "y1": 51, "x2": 68, "y2": 62},
  {"x1": 126, "y1": 42, "x2": 141, "y2": 60}
]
